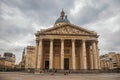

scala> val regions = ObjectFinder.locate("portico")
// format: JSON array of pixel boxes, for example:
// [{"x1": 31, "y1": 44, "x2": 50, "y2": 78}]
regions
[{"x1": 35, "y1": 38, "x2": 99, "y2": 70}]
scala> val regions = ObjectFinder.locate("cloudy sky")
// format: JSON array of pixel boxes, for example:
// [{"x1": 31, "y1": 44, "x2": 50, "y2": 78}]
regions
[{"x1": 0, "y1": 0, "x2": 120, "y2": 64}]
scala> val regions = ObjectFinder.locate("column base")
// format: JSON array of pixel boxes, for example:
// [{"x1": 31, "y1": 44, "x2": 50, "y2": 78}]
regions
[
  {"x1": 34, "y1": 69, "x2": 102, "y2": 73},
  {"x1": 50, "y1": 69, "x2": 101, "y2": 73}
]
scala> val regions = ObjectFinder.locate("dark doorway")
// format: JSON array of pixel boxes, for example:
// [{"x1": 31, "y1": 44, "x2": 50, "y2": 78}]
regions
[
  {"x1": 64, "y1": 58, "x2": 69, "y2": 70},
  {"x1": 45, "y1": 61, "x2": 49, "y2": 69}
]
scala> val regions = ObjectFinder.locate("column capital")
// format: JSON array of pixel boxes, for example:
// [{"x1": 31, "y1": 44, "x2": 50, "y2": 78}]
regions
[
  {"x1": 36, "y1": 37, "x2": 39, "y2": 40},
  {"x1": 82, "y1": 39, "x2": 86, "y2": 42},
  {"x1": 71, "y1": 39, "x2": 75, "y2": 42},
  {"x1": 61, "y1": 38, "x2": 64, "y2": 41},
  {"x1": 36, "y1": 40, "x2": 39, "y2": 45},
  {"x1": 36, "y1": 39, "x2": 42, "y2": 45},
  {"x1": 96, "y1": 40, "x2": 99, "y2": 43},
  {"x1": 92, "y1": 41, "x2": 99, "y2": 45},
  {"x1": 39, "y1": 39, "x2": 43, "y2": 45},
  {"x1": 39, "y1": 38, "x2": 43, "y2": 41},
  {"x1": 49, "y1": 39, "x2": 54, "y2": 41},
  {"x1": 91, "y1": 40, "x2": 98, "y2": 43}
]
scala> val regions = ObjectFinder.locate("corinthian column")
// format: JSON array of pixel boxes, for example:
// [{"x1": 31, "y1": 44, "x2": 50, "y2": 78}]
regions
[
  {"x1": 90, "y1": 45, "x2": 94, "y2": 69},
  {"x1": 61, "y1": 39, "x2": 64, "y2": 69},
  {"x1": 92, "y1": 41, "x2": 98, "y2": 69},
  {"x1": 72, "y1": 39, "x2": 76, "y2": 70},
  {"x1": 37, "y1": 39, "x2": 43, "y2": 69},
  {"x1": 81, "y1": 40, "x2": 87, "y2": 69},
  {"x1": 35, "y1": 40, "x2": 39, "y2": 69},
  {"x1": 49, "y1": 39, "x2": 53, "y2": 69},
  {"x1": 96, "y1": 42, "x2": 100, "y2": 69}
]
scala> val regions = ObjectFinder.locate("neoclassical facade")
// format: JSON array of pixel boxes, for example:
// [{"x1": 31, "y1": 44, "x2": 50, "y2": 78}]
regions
[
  {"x1": 0, "y1": 52, "x2": 15, "y2": 70},
  {"x1": 100, "y1": 52, "x2": 120, "y2": 70},
  {"x1": 35, "y1": 10, "x2": 100, "y2": 71}
]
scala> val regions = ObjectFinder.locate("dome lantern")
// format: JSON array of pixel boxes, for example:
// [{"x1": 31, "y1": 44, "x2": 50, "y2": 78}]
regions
[{"x1": 60, "y1": 9, "x2": 65, "y2": 20}]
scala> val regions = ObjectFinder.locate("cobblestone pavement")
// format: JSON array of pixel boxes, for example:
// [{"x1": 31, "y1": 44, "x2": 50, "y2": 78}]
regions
[{"x1": 0, "y1": 72, "x2": 120, "y2": 80}]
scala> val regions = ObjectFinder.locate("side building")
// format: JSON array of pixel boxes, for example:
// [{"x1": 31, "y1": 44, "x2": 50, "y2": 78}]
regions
[
  {"x1": 0, "y1": 52, "x2": 15, "y2": 71},
  {"x1": 19, "y1": 46, "x2": 36, "y2": 71},
  {"x1": 25, "y1": 46, "x2": 36, "y2": 71},
  {"x1": 100, "y1": 52, "x2": 120, "y2": 70}
]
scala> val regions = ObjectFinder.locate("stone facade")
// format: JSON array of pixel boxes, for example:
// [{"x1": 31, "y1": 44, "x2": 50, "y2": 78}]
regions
[
  {"x1": 25, "y1": 46, "x2": 36, "y2": 69},
  {"x1": 100, "y1": 52, "x2": 120, "y2": 70},
  {"x1": 34, "y1": 10, "x2": 100, "y2": 72},
  {"x1": 0, "y1": 52, "x2": 15, "y2": 70}
]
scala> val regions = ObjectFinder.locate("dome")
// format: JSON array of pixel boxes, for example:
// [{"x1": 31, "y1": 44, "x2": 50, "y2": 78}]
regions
[
  {"x1": 54, "y1": 10, "x2": 70, "y2": 25},
  {"x1": 55, "y1": 17, "x2": 70, "y2": 24}
]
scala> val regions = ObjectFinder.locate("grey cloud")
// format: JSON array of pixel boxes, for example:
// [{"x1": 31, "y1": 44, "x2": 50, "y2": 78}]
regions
[
  {"x1": 70, "y1": 0, "x2": 120, "y2": 26},
  {"x1": 105, "y1": 30, "x2": 120, "y2": 51},
  {"x1": 0, "y1": 19, "x2": 35, "y2": 42},
  {"x1": 77, "y1": 5, "x2": 107, "y2": 25},
  {"x1": 2, "y1": 0, "x2": 75, "y2": 26}
]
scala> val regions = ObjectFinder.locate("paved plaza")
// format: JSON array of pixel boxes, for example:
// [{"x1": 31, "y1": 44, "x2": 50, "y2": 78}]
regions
[{"x1": 0, "y1": 72, "x2": 120, "y2": 80}]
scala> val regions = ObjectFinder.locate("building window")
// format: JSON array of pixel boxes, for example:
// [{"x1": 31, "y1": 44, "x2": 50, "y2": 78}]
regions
[
  {"x1": 109, "y1": 58, "x2": 112, "y2": 61},
  {"x1": 113, "y1": 65, "x2": 117, "y2": 67}
]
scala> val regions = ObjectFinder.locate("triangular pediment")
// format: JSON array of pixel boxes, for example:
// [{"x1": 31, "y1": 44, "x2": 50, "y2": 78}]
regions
[{"x1": 37, "y1": 24, "x2": 97, "y2": 35}]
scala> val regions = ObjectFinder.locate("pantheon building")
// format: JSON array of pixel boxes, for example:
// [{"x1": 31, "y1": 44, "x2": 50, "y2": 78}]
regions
[{"x1": 34, "y1": 10, "x2": 100, "y2": 71}]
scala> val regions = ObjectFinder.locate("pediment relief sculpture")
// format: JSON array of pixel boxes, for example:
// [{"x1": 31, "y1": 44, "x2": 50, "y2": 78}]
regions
[{"x1": 44, "y1": 26, "x2": 90, "y2": 35}]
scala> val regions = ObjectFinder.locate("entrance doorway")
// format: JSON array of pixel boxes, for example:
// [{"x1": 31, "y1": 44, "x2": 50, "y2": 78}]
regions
[
  {"x1": 45, "y1": 61, "x2": 49, "y2": 69},
  {"x1": 64, "y1": 58, "x2": 69, "y2": 70}
]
